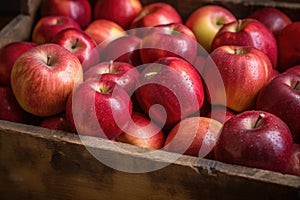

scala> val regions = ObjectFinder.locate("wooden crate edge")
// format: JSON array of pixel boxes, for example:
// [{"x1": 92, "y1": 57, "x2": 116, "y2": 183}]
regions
[{"x1": 1, "y1": 120, "x2": 299, "y2": 189}]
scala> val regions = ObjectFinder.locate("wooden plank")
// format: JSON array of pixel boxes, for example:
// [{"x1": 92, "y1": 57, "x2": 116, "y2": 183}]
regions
[
  {"x1": 20, "y1": 0, "x2": 42, "y2": 15},
  {"x1": 0, "y1": 120, "x2": 299, "y2": 200},
  {"x1": 0, "y1": 15, "x2": 17, "y2": 30},
  {"x1": 0, "y1": 0, "x2": 41, "y2": 48},
  {"x1": 0, "y1": 14, "x2": 33, "y2": 48}
]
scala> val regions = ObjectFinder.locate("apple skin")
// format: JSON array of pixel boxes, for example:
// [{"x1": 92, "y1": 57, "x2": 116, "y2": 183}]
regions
[
  {"x1": 135, "y1": 56, "x2": 204, "y2": 129},
  {"x1": 71, "y1": 79, "x2": 133, "y2": 140},
  {"x1": 39, "y1": 112, "x2": 69, "y2": 132},
  {"x1": 214, "y1": 110, "x2": 293, "y2": 173},
  {"x1": 185, "y1": 5, "x2": 236, "y2": 53},
  {"x1": 164, "y1": 116, "x2": 222, "y2": 159},
  {"x1": 51, "y1": 27, "x2": 97, "y2": 70},
  {"x1": 248, "y1": 7, "x2": 292, "y2": 38},
  {"x1": 193, "y1": 55, "x2": 206, "y2": 75},
  {"x1": 40, "y1": 0, "x2": 92, "y2": 28},
  {"x1": 83, "y1": 61, "x2": 140, "y2": 94},
  {"x1": 115, "y1": 112, "x2": 165, "y2": 149},
  {"x1": 32, "y1": 15, "x2": 81, "y2": 44},
  {"x1": 139, "y1": 23, "x2": 198, "y2": 64},
  {"x1": 10, "y1": 43, "x2": 83, "y2": 117},
  {"x1": 211, "y1": 18, "x2": 278, "y2": 68},
  {"x1": 0, "y1": 41, "x2": 37, "y2": 86},
  {"x1": 65, "y1": 93, "x2": 77, "y2": 133},
  {"x1": 270, "y1": 68, "x2": 280, "y2": 80},
  {"x1": 203, "y1": 45, "x2": 273, "y2": 112},
  {"x1": 256, "y1": 73, "x2": 300, "y2": 143},
  {"x1": 0, "y1": 86, "x2": 34, "y2": 124},
  {"x1": 93, "y1": 0, "x2": 142, "y2": 30},
  {"x1": 84, "y1": 19, "x2": 126, "y2": 45},
  {"x1": 100, "y1": 35, "x2": 142, "y2": 67},
  {"x1": 284, "y1": 65, "x2": 300, "y2": 76},
  {"x1": 277, "y1": 22, "x2": 300, "y2": 72},
  {"x1": 285, "y1": 144, "x2": 300, "y2": 176},
  {"x1": 206, "y1": 105, "x2": 236, "y2": 124},
  {"x1": 129, "y1": 2, "x2": 182, "y2": 29}
]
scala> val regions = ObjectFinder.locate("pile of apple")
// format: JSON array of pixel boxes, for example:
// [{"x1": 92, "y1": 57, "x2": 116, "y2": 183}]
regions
[{"x1": 0, "y1": 0, "x2": 300, "y2": 176}]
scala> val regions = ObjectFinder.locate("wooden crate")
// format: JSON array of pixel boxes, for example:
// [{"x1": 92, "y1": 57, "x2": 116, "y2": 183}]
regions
[
  {"x1": 0, "y1": 0, "x2": 40, "y2": 47},
  {"x1": 1, "y1": 0, "x2": 300, "y2": 199}
]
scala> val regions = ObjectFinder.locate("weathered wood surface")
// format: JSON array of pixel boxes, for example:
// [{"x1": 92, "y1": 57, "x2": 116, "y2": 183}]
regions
[
  {"x1": 0, "y1": 0, "x2": 41, "y2": 48},
  {"x1": 0, "y1": 120, "x2": 299, "y2": 200}
]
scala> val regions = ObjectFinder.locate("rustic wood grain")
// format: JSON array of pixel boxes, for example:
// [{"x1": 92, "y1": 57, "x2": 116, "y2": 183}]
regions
[
  {"x1": 20, "y1": 0, "x2": 42, "y2": 15},
  {"x1": 0, "y1": 0, "x2": 41, "y2": 48},
  {"x1": 0, "y1": 120, "x2": 299, "y2": 200},
  {"x1": 0, "y1": 15, "x2": 33, "y2": 48}
]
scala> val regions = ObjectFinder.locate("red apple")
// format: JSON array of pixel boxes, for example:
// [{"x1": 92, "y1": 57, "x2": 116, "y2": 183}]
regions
[
  {"x1": 164, "y1": 116, "x2": 222, "y2": 159},
  {"x1": 284, "y1": 65, "x2": 300, "y2": 76},
  {"x1": 211, "y1": 18, "x2": 278, "y2": 68},
  {"x1": 32, "y1": 15, "x2": 81, "y2": 44},
  {"x1": 277, "y1": 22, "x2": 300, "y2": 72},
  {"x1": 256, "y1": 73, "x2": 300, "y2": 143},
  {"x1": 100, "y1": 35, "x2": 142, "y2": 66},
  {"x1": 93, "y1": 0, "x2": 142, "y2": 30},
  {"x1": 39, "y1": 112, "x2": 69, "y2": 132},
  {"x1": 115, "y1": 112, "x2": 165, "y2": 149},
  {"x1": 203, "y1": 45, "x2": 273, "y2": 112},
  {"x1": 0, "y1": 86, "x2": 33, "y2": 124},
  {"x1": 129, "y1": 2, "x2": 182, "y2": 29},
  {"x1": 199, "y1": 96, "x2": 212, "y2": 118},
  {"x1": 65, "y1": 93, "x2": 77, "y2": 133},
  {"x1": 135, "y1": 56, "x2": 204, "y2": 129},
  {"x1": 206, "y1": 105, "x2": 236, "y2": 124},
  {"x1": 214, "y1": 110, "x2": 293, "y2": 173},
  {"x1": 248, "y1": 7, "x2": 292, "y2": 38},
  {"x1": 10, "y1": 43, "x2": 83, "y2": 117},
  {"x1": 84, "y1": 19, "x2": 126, "y2": 45},
  {"x1": 51, "y1": 27, "x2": 98, "y2": 70},
  {"x1": 185, "y1": 5, "x2": 236, "y2": 53},
  {"x1": 285, "y1": 144, "x2": 300, "y2": 176},
  {"x1": 40, "y1": 0, "x2": 92, "y2": 28},
  {"x1": 270, "y1": 68, "x2": 280, "y2": 80},
  {"x1": 0, "y1": 41, "x2": 37, "y2": 86},
  {"x1": 71, "y1": 79, "x2": 133, "y2": 140},
  {"x1": 139, "y1": 23, "x2": 198, "y2": 64},
  {"x1": 83, "y1": 61, "x2": 140, "y2": 94},
  {"x1": 192, "y1": 55, "x2": 206, "y2": 76}
]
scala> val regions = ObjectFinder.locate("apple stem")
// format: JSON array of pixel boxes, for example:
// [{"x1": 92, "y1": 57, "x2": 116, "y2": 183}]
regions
[
  {"x1": 293, "y1": 81, "x2": 300, "y2": 90},
  {"x1": 254, "y1": 113, "x2": 265, "y2": 128},
  {"x1": 109, "y1": 60, "x2": 114, "y2": 73},
  {"x1": 237, "y1": 19, "x2": 242, "y2": 32},
  {"x1": 72, "y1": 38, "x2": 79, "y2": 49},
  {"x1": 99, "y1": 86, "x2": 111, "y2": 94},
  {"x1": 47, "y1": 55, "x2": 52, "y2": 66},
  {"x1": 234, "y1": 48, "x2": 238, "y2": 54}
]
